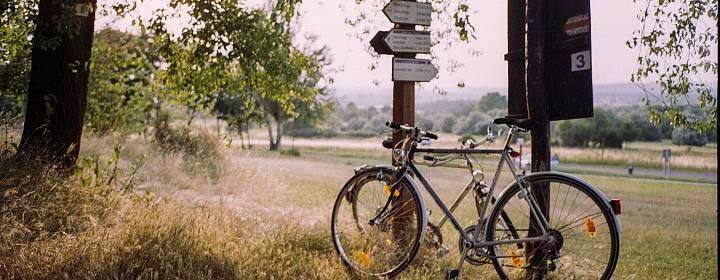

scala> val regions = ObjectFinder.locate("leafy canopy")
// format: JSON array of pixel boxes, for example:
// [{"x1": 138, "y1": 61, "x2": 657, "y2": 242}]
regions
[{"x1": 628, "y1": 0, "x2": 718, "y2": 133}]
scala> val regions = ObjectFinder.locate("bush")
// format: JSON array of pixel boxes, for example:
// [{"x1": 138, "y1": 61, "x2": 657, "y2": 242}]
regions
[
  {"x1": 555, "y1": 108, "x2": 628, "y2": 148},
  {"x1": 417, "y1": 117, "x2": 435, "y2": 131},
  {"x1": 281, "y1": 147, "x2": 301, "y2": 157},
  {"x1": 362, "y1": 115, "x2": 389, "y2": 133},
  {"x1": 453, "y1": 112, "x2": 490, "y2": 135},
  {"x1": 154, "y1": 124, "x2": 224, "y2": 180},
  {"x1": 440, "y1": 115, "x2": 456, "y2": 133},
  {"x1": 286, "y1": 126, "x2": 337, "y2": 138},
  {"x1": 476, "y1": 92, "x2": 507, "y2": 112},
  {"x1": 672, "y1": 128, "x2": 708, "y2": 146},
  {"x1": 345, "y1": 130, "x2": 377, "y2": 138}
]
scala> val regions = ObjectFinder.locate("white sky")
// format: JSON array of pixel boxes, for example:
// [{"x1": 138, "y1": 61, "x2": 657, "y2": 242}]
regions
[
  {"x1": 98, "y1": 0, "x2": 718, "y2": 91},
  {"x1": 293, "y1": 0, "x2": 718, "y2": 90}
]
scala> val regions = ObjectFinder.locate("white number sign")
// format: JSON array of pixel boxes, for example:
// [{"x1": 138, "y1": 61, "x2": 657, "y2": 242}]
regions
[{"x1": 571, "y1": 50, "x2": 591, "y2": 72}]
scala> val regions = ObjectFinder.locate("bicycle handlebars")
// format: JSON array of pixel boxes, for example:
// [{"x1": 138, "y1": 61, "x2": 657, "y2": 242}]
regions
[{"x1": 385, "y1": 121, "x2": 439, "y2": 140}]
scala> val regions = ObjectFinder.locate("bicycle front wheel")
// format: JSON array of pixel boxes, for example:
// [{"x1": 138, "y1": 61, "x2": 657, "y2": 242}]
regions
[
  {"x1": 331, "y1": 168, "x2": 426, "y2": 278},
  {"x1": 485, "y1": 173, "x2": 620, "y2": 279}
]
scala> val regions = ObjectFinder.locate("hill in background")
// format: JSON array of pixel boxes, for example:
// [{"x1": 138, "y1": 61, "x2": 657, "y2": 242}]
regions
[{"x1": 334, "y1": 83, "x2": 717, "y2": 109}]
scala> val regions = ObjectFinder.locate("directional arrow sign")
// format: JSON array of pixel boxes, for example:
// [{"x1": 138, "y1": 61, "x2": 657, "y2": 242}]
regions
[
  {"x1": 384, "y1": 29, "x2": 431, "y2": 54},
  {"x1": 383, "y1": 1, "x2": 432, "y2": 26},
  {"x1": 392, "y1": 58, "x2": 438, "y2": 82},
  {"x1": 370, "y1": 31, "x2": 393, "y2": 55},
  {"x1": 371, "y1": 30, "x2": 431, "y2": 55}
]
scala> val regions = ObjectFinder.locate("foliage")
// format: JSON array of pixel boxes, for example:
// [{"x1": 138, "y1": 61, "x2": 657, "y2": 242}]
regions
[
  {"x1": 628, "y1": 0, "x2": 718, "y2": 133},
  {"x1": 86, "y1": 29, "x2": 157, "y2": 135},
  {"x1": 453, "y1": 112, "x2": 491, "y2": 135},
  {"x1": 281, "y1": 147, "x2": 302, "y2": 157},
  {"x1": 440, "y1": 115, "x2": 457, "y2": 133},
  {"x1": 285, "y1": 44, "x2": 334, "y2": 139},
  {"x1": 0, "y1": 0, "x2": 35, "y2": 117},
  {"x1": 554, "y1": 108, "x2": 667, "y2": 148},
  {"x1": 154, "y1": 123, "x2": 224, "y2": 180},
  {"x1": 417, "y1": 117, "x2": 435, "y2": 131},
  {"x1": 672, "y1": 127, "x2": 708, "y2": 146},
  {"x1": 341, "y1": 0, "x2": 478, "y2": 90},
  {"x1": 0, "y1": 146, "x2": 139, "y2": 248},
  {"x1": 476, "y1": 92, "x2": 507, "y2": 113}
]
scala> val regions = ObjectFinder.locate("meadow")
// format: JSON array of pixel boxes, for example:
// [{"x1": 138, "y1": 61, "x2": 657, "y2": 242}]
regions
[{"x1": 1, "y1": 128, "x2": 716, "y2": 279}]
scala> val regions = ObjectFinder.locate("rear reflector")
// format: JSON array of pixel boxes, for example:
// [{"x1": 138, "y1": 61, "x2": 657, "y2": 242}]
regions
[{"x1": 610, "y1": 199, "x2": 621, "y2": 215}]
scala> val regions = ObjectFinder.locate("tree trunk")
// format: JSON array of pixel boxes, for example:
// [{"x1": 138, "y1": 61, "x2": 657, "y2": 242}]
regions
[
  {"x1": 263, "y1": 110, "x2": 277, "y2": 150},
  {"x1": 237, "y1": 123, "x2": 245, "y2": 149},
  {"x1": 245, "y1": 122, "x2": 252, "y2": 149},
  {"x1": 274, "y1": 117, "x2": 284, "y2": 151},
  {"x1": 17, "y1": 0, "x2": 97, "y2": 169}
]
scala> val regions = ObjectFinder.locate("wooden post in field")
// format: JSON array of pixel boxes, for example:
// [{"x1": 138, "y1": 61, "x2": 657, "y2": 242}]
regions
[
  {"x1": 390, "y1": 12, "x2": 417, "y2": 248},
  {"x1": 525, "y1": 0, "x2": 551, "y2": 278},
  {"x1": 371, "y1": 0, "x2": 435, "y2": 245}
]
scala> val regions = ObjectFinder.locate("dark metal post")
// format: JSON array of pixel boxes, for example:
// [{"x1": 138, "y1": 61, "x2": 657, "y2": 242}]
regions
[
  {"x1": 526, "y1": 0, "x2": 551, "y2": 278},
  {"x1": 506, "y1": 0, "x2": 527, "y2": 118}
]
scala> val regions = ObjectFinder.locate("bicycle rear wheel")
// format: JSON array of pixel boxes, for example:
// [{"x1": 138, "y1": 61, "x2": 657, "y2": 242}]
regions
[
  {"x1": 331, "y1": 168, "x2": 426, "y2": 277},
  {"x1": 485, "y1": 173, "x2": 620, "y2": 279}
]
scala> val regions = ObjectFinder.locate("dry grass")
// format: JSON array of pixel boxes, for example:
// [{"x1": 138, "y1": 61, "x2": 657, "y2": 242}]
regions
[
  {"x1": 0, "y1": 131, "x2": 351, "y2": 279},
  {"x1": 553, "y1": 144, "x2": 717, "y2": 171},
  {"x1": 3, "y1": 126, "x2": 715, "y2": 279}
]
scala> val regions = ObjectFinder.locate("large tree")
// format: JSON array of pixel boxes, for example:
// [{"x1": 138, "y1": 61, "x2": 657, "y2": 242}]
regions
[{"x1": 17, "y1": 0, "x2": 97, "y2": 168}]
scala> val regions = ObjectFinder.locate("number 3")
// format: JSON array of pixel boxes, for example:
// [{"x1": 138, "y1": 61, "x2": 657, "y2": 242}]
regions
[
  {"x1": 575, "y1": 54, "x2": 585, "y2": 68},
  {"x1": 571, "y1": 50, "x2": 590, "y2": 72}
]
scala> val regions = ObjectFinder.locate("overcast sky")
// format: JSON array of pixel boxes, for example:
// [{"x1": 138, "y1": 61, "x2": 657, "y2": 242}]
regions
[
  {"x1": 293, "y1": 0, "x2": 718, "y2": 91},
  {"x1": 99, "y1": 0, "x2": 717, "y2": 93}
]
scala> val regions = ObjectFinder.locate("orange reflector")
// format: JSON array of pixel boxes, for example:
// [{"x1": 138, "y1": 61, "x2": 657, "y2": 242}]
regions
[
  {"x1": 585, "y1": 217, "x2": 597, "y2": 238},
  {"x1": 384, "y1": 185, "x2": 400, "y2": 197},
  {"x1": 510, "y1": 249, "x2": 523, "y2": 268},
  {"x1": 356, "y1": 250, "x2": 371, "y2": 265}
]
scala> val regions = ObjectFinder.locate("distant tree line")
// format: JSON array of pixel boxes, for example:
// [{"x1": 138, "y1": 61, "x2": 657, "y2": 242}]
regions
[
  {"x1": 300, "y1": 91, "x2": 716, "y2": 148},
  {"x1": 554, "y1": 106, "x2": 716, "y2": 148}
]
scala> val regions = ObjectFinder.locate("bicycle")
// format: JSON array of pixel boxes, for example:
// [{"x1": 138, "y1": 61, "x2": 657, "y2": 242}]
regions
[{"x1": 330, "y1": 118, "x2": 621, "y2": 279}]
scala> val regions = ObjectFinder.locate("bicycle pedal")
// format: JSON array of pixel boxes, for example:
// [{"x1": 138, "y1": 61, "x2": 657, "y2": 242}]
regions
[{"x1": 445, "y1": 268, "x2": 460, "y2": 280}]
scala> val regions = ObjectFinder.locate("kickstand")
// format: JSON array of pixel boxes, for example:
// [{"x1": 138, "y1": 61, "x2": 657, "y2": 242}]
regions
[{"x1": 446, "y1": 245, "x2": 470, "y2": 280}]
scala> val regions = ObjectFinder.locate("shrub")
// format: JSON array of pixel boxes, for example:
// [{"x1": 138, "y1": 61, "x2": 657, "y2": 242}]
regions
[
  {"x1": 440, "y1": 115, "x2": 456, "y2": 133},
  {"x1": 281, "y1": 147, "x2": 301, "y2": 157},
  {"x1": 672, "y1": 128, "x2": 708, "y2": 146},
  {"x1": 154, "y1": 124, "x2": 224, "y2": 180},
  {"x1": 417, "y1": 117, "x2": 434, "y2": 131}
]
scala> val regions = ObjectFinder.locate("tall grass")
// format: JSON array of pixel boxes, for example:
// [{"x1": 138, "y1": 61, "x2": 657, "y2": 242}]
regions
[{"x1": 0, "y1": 131, "x2": 358, "y2": 279}]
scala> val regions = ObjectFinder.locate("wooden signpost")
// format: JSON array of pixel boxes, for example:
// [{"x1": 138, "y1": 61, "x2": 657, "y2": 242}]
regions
[
  {"x1": 371, "y1": 0, "x2": 437, "y2": 150},
  {"x1": 372, "y1": 0, "x2": 436, "y2": 253}
]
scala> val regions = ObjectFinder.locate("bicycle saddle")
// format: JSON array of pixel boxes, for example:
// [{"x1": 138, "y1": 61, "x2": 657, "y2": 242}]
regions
[{"x1": 493, "y1": 117, "x2": 542, "y2": 130}]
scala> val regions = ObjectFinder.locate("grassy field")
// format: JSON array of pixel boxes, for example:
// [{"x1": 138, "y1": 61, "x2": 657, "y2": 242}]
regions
[
  {"x1": 1, "y1": 130, "x2": 716, "y2": 279},
  {"x1": 241, "y1": 128, "x2": 717, "y2": 172},
  {"x1": 242, "y1": 144, "x2": 717, "y2": 279}
]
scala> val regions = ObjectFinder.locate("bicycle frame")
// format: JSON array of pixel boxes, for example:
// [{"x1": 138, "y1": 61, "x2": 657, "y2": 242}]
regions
[{"x1": 407, "y1": 128, "x2": 552, "y2": 248}]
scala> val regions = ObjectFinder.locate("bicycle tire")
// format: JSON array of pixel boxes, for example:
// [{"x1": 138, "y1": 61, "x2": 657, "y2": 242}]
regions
[
  {"x1": 331, "y1": 167, "x2": 427, "y2": 278},
  {"x1": 485, "y1": 172, "x2": 620, "y2": 279}
]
